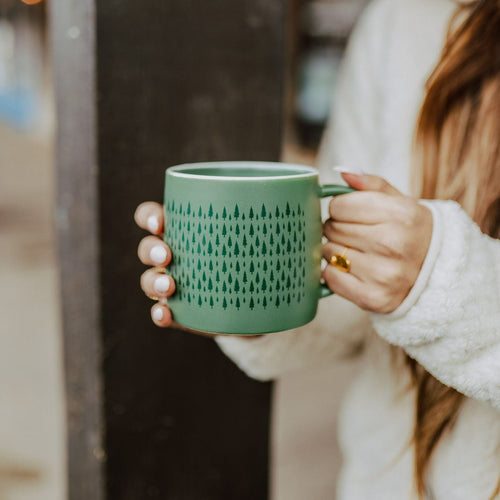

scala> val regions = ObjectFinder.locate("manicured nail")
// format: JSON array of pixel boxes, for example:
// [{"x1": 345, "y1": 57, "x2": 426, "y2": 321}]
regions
[
  {"x1": 147, "y1": 215, "x2": 160, "y2": 233},
  {"x1": 154, "y1": 275, "x2": 171, "y2": 294},
  {"x1": 333, "y1": 165, "x2": 365, "y2": 175},
  {"x1": 150, "y1": 245, "x2": 167, "y2": 264},
  {"x1": 152, "y1": 307, "x2": 164, "y2": 322}
]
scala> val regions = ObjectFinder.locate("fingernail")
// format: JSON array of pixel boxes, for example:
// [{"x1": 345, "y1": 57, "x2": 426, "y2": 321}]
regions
[
  {"x1": 154, "y1": 275, "x2": 171, "y2": 294},
  {"x1": 152, "y1": 307, "x2": 164, "y2": 322},
  {"x1": 150, "y1": 245, "x2": 167, "y2": 264},
  {"x1": 333, "y1": 165, "x2": 364, "y2": 175},
  {"x1": 147, "y1": 215, "x2": 159, "y2": 233}
]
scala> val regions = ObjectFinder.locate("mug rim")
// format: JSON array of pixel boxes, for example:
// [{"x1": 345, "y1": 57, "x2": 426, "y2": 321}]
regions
[{"x1": 167, "y1": 161, "x2": 318, "y2": 180}]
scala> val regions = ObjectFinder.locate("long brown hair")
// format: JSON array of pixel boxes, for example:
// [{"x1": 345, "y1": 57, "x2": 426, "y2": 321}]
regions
[{"x1": 411, "y1": 0, "x2": 500, "y2": 496}]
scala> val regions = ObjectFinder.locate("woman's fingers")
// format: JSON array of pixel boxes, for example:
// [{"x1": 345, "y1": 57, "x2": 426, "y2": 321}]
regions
[
  {"x1": 134, "y1": 202, "x2": 164, "y2": 235},
  {"x1": 138, "y1": 235, "x2": 172, "y2": 266},
  {"x1": 151, "y1": 303, "x2": 173, "y2": 327},
  {"x1": 140, "y1": 267, "x2": 176, "y2": 299}
]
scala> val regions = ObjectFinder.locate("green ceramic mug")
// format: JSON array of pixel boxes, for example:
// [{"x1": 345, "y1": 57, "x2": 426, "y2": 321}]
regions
[{"x1": 164, "y1": 161, "x2": 354, "y2": 335}]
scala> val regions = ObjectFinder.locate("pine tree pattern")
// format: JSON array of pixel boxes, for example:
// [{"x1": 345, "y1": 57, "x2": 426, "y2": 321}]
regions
[{"x1": 166, "y1": 201, "x2": 307, "y2": 311}]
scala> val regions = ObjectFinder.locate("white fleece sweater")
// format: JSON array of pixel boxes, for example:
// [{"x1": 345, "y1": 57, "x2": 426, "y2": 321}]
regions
[{"x1": 216, "y1": 0, "x2": 500, "y2": 498}]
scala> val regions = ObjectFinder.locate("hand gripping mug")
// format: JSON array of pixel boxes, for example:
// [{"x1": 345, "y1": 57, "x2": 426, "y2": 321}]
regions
[{"x1": 164, "y1": 162, "x2": 354, "y2": 335}]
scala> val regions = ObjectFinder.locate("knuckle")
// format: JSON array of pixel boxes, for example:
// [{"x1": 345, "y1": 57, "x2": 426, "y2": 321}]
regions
[{"x1": 360, "y1": 287, "x2": 394, "y2": 313}]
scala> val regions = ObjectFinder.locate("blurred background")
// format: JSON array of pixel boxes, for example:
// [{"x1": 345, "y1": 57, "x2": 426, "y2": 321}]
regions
[{"x1": 0, "y1": 0, "x2": 367, "y2": 498}]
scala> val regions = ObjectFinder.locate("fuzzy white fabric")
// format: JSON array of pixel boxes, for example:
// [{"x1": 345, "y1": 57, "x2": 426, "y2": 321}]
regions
[{"x1": 216, "y1": 0, "x2": 500, "y2": 498}]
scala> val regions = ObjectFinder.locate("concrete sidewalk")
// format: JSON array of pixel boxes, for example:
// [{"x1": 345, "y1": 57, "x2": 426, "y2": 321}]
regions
[{"x1": 0, "y1": 123, "x2": 65, "y2": 499}]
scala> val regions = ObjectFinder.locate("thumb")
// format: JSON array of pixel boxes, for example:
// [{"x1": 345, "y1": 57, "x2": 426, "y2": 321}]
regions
[{"x1": 339, "y1": 172, "x2": 402, "y2": 196}]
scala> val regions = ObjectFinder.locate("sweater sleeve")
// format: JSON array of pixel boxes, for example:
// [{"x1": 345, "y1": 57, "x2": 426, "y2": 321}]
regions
[
  {"x1": 371, "y1": 200, "x2": 500, "y2": 410},
  {"x1": 215, "y1": 1, "x2": 391, "y2": 381}
]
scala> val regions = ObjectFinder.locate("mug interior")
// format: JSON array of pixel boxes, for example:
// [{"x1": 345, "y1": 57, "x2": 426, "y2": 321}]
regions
[{"x1": 168, "y1": 162, "x2": 316, "y2": 179}]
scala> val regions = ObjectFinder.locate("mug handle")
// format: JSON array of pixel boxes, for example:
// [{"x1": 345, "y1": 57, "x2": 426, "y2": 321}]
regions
[{"x1": 317, "y1": 184, "x2": 357, "y2": 298}]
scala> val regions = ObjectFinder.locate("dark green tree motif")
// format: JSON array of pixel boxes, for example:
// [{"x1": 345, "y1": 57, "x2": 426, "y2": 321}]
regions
[
  {"x1": 255, "y1": 272, "x2": 260, "y2": 284},
  {"x1": 209, "y1": 260, "x2": 213, "y2": 271},
  {"x1": 281, "y1": 233, "x2": 286, "y2": 246},
  {"x1": 270, "y1": 270, "x2": 275, "y2": 282},
  {"x1": 263, "y1": 297, "x2": 267, "y2": 308},
  {"x1": 202, "y1": 271, "x2": 207, "y2": 281},
  {"x1": 262, "y1": 223, "x2": 267, "y2": 235},
  {"x1": 261, "y1": 278, "x2": 267, "y2": 292},
  {"x1": 276, "y1": 222, "x2": 280, "y2": 235},
  {"x1": 249, "y1": 281, "x2": 255, "y2": 293},
  {"x1": 197, "y1": 242, "x2": 202, "y2": 254},
  {"x1": 222, "y1": 207, "x2": 227, "y2": 219},
  {"x1": 287, "y1": 293, "x2": 291, "y2": 305},
  {"x1": 222, "y1": 245, "x2": 227, "y2": 257},
  {"x1": 249, "y1": 207, "x2": 254, "y2": 220},
  {"x1": 215, "y1": 234, "x2": 220, "y2": 246},
  {"x1": 287, "y1": 240, "x2": 292, "y2": 253},
  {"x1": 187, "y1": 202, "x2": 192, "y2": 215},
  {"x1": 208, "y1": 204, "x2": 214, "y2": 218},
  {"x1": 197, "y1": 279, "x2": 202, "y2": 291},
  {"x1": 210, "y1": 297, "x2": 214, "y2": 308},
  {"x1": 235, "y1": 261, "x2": 241, "y2": 273},
  {"x1": 243, "y1": 271, "x2": 248, "y2": 283},
  {"x1": 222, "y1": 224, "x2": 227, "y2": 236},
  {"x1": 197, "y1": 223, "x2": 202, "y2": 235},
  {"x1": 236, "y1": 297, "x2": 241, "y2": 309},
  {"x1": 249, "y1": 224, "x2": 254, "y2": 236},
  {"x1": 234, "y1": 205, "x2": 240, "y2": 219},
  {"x1": 249, "y1": 245, "x2": 254, "y2": 257},
  {"x1": 255, "y1": 235, "x2": 260, "y2": 247},
  {"x1": 216, "y1": 270, "x2": 221, "y2": 282},
  {"x1": 223, "y1": 297, "x2": 228, "y2": 310},
  {"x1": 234, "y1": 279, "x2": 240, "y2": 293},
  {"x1": 222, "y1": 261, "x2": 227, "y2": 273},
  {"x1": 242, "y1": 234, "x2": 247, "y2": 247},
  {"x1": 263, "y1": 261, "x2": 268, "y2": 272},
  {"x1": 275, "y1": 206, "x2": 280, "y2": 218},
  {"x1": 275, "y1": 296, "x2": 280, "y2": 307},
  {"x1": 198, "y1": 296, "x2": 203, "y2": 306},
  {"x1": 209, "y1": 223, "x2": 214, "y2": 235},
  {"x1": 198, "y1": 207, "x2": 203, "y2": 217},
  {"x1": 208, "y1": 278, "x2": 214, "y2": 291},
  {"x1": 287, "y1": 221, "x2": 292, "y2": 233},
  {"x1": 261, "y1": 204, "x2": 267, "y2": 218},
  {"x1": 249, "y1": 297, "x2": 255, "y2": 310},
  {"x1": 228, "y1": 273, "x2": 233, "y2": 285},
  {"x1": 261, "y1": 242, "x2": 267, "y2": 255},
  {"x1": 276, "y1": 279, "x2": 281, "y2": 291},
  {"x1": 197, "y1": 260, "x2": 202, "y2": 271},
  {"x1": 235, "y1": 224, "x2": 240, "y2": 236},
  {"x1": 228, "y1": 236, "x2": 233, "y2": 248},
  {"x1": 286, "y1": 202, "x2": 291, "y2": 216},
  {"x1": 286, "y1": 276, "x2": 291, "y2": 289},
  {"x1": 249, "y1": 261, "x2": 255, "y2": 274},
  {"x1": 276, "y1": 260, "x2": 281, "y2": 271},
  {"x1": 222, "y1": 281, "x2": 227, "y2": 293}
]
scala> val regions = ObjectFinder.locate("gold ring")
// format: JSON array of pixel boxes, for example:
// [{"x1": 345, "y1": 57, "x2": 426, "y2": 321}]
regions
[
  {"x1": 144, "y1": 267, "x2": 167, "y2": 300},
  {"x1": 330, "y1": 247, "x2": 351, "y2": 273}
]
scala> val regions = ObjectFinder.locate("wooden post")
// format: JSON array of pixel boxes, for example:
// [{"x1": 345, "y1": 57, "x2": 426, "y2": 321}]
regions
[{"x1": 51, "y1": 0, "x2": 287, "y2": 499}]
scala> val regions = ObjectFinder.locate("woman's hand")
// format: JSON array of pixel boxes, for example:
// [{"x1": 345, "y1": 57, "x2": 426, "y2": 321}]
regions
[
  {"x1": 322, "y1": 173, "x2": 433, "y2": 314},
  {"x1": 135, "y1": 202, "x2": 176, "y2": 327}
]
